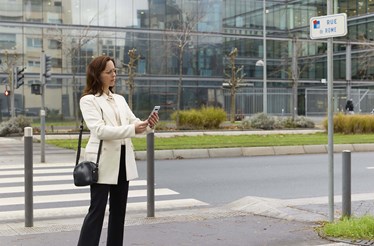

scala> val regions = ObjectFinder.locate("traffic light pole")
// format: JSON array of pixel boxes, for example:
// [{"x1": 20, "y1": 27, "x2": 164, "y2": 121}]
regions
[
  {"x1": 40, "y1": 83, "x2": 46, "y2": 163},
  {"x1": 10, "y1": 67, "x2": 15, "y2": 118},
  {"x1": 9, "y1": 66, "x2": 26, "y2": 118},
  {"x1": 40, "y1": 52, "x2": 46, "y2": 163}
]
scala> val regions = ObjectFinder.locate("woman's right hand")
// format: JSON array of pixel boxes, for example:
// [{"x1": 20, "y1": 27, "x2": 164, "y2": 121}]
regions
[{"x1": 134, "y1": 121, "x2": 149, "y2": 134}]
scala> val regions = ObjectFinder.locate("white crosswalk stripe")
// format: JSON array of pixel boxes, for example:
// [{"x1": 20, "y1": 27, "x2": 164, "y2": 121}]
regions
[
  {"x1": 0, "y1": 163, "x2": 209, "y2": 222},
  {"x1": 315, "y1": 244, "x2": 352, "y2": 246}
]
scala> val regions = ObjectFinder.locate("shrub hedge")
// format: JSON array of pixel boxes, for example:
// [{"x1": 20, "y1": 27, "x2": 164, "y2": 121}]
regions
[
  {"x1": 323, "y1": 113, "x2": 374, "y2": 134},
  {"x1": 0, "y1": 116, "x2": 32, "y2": 136},
  {"x1": 171, "y1": 107, "x2": 227, "y2": 129},
  {"x1": 242, "y1": 113, "x2": 315, "y2": 130}
]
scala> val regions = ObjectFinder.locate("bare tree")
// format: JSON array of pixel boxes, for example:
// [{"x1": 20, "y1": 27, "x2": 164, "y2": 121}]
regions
[
  {"x1": 224, "y1": 48, "x2": 245, "y2": 123},
  {"x1": 0, "y1": 49, "x2": 19, "y2": 119},
  {"x1": 0, "y1": 49, "x2": 18, "y2": 89},
  {"x1": 45, "y1": 21, "x2": 99, "y2": 128},
  {"x1": 122, "y1": 48, "x2": 141, "y2": 110},
  {"x1": 276, "y1": 37, "x2": 315, "y2": 119},
  {"x1": 356, "y1": 34, "x2": 374, "y2": 81},
  {"x1": 167, "y1": 6, "x2": 205, "y2": 128}
]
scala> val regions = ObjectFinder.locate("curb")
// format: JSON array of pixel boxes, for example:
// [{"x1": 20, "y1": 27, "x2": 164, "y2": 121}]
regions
[{"x1": 134, "y1": 143, "x2": 374, "y2": 160}]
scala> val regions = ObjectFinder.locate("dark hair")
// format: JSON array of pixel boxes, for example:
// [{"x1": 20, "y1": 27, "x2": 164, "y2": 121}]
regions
[{"x1": 82, "y1": 55, "x2": 115, "y2": 96}]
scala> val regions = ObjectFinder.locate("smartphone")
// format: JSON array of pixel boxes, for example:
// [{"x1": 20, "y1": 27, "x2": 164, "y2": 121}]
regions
[
  {"x1": 148, "y1": 106, "x2": 160, "y2": 128},
  {"x1": 148, "y1": 106, "x2": 160, "y2": 119},
  {"x1": 150, "y1": 106, "x2": 160, "y2": 115}
]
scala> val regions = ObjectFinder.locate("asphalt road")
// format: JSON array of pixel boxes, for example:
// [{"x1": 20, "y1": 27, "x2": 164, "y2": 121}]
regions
[{"x1": 137, "y1": 152, "x2": 374, "y2": 206}]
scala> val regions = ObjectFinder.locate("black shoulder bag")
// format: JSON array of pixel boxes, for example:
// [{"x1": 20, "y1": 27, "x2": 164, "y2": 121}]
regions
[{"x1": 73, "y1": 119, "x2": 103, "y2": 186}]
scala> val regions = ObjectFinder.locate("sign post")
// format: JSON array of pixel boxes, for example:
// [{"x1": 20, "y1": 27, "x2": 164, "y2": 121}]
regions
[
  {"x1": 310, "y1": 12, "x2": 347, "y2": 222},
  {"x1": 310, "y1": 13, "x2": 347, "y2": 40}
]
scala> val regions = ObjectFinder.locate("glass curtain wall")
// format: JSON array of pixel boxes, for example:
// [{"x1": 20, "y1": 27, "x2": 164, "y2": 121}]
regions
[{"x1": 0, "y1": 0, "x2": 374, "y2": 121}]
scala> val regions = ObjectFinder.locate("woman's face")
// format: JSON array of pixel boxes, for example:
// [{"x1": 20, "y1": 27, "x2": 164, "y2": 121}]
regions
[{"x1": 100, "y1": 60, "x2": 116, "y2": 91}]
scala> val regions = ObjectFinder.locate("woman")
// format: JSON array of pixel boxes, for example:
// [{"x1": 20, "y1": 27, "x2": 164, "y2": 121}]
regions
[{"x1": 78, "y1": 55, "x2": 158, "y2": 246}]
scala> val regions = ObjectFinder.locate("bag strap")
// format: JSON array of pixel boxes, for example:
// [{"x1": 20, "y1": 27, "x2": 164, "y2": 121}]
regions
[
  {"x1": 96, "y1": 139, "x2": 103, "y2": 164},
  {"x1": 75, "y1": 109, "x2": 104, "y2": 166},
  {"x1": 75, "y1": 119, "x2": 84, "y2": 166}
]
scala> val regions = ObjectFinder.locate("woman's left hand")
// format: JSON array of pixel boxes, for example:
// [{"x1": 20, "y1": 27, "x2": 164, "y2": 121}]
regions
[{"x1": 148, "y1": 112, "x2": 159, "y2": 128}]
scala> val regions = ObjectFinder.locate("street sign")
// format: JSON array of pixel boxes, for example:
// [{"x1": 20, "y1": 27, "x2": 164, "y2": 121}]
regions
[{"x1": 310, "y1": 13, "x2": 347, "y2": 39}]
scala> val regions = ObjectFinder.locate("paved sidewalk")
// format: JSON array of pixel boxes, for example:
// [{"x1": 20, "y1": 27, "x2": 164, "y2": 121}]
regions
[
  {"x1": 0, "y1": 132, "x2": 368, "y2": 245},
  {"x1": 0, "y1": 211, "x2": 335, "y2": 246},
  {"x1": 0, "y1": 199, "x2": 358, "y2": 246}
]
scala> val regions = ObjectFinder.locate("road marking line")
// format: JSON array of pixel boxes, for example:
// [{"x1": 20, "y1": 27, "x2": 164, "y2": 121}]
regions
[
  {"x1": 0, "y1": 168, "x2": 74, "y2": 175},
  {"x1": 0, "y1": 188, "x2": 179, "y2": 206},
  {"x1": 0, "y1": 163, "x2": 74, "y2": 169},
  {"x1": 0, "y1": 175, "x2": 148, "y2": 184},
  {"x1": 0, "y1": 180, "x2": 147, "y2": 194},
  {"x1": 0, "y1": 199, "x2": 209, "y2": 221}
]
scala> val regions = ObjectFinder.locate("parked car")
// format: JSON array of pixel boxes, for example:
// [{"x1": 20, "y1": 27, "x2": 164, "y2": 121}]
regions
[{"x1": 1, "y1": 108, "x2": 38, "y2": 117}]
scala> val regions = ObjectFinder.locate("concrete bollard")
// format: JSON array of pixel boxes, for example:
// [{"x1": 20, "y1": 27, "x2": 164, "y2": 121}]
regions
[
  {"x1": 147, "y1": 132, "x2": 155, "y2": 217},
  {"x1": 24, "y1": 127, "x2": 33, "y2": 227},
  {"x1": 342, "y1": 150, "x2": 351, "y2": 218}
]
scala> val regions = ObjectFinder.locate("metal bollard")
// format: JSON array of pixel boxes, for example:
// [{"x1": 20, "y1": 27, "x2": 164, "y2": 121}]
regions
[
  {"x1": 342, "y1": 150, "x2": 351, "y2": 218},
  {"x1": 40, "y1": 109, "x2": 46, "y2": 163},
  {"x1": 147, "y1": 132, "x2": 155, "y2": 217},
  {"x1": 24, "y1": 127, "x2": 33, "y2": 227}
]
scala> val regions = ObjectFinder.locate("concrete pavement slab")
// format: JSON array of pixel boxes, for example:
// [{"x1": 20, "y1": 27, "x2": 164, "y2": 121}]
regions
[
  {"x1": 0, "y1": 207, "x2": 332, "y2": 246},
  {"x1": 155, "y1": 150, "x2": 174, "y2": 159},
  {"x1": 353, "y1": 143, "x2": 374, "y2": 152},
  {"x1": 303, "y1": 145, "x2": 327, "y2": 154},
  {"x1": 274, "y1": 146, "x2": 305, "y2": 155},
  {"x1": 173, "y1": 149, "x2": 210, "y2": 159},
  {"x1": 333, "y1": 144, "x2": 354, "y2": 152},
  {"x1": 242, "y1": 146, "x2": 275, "y2": 156},
  {"x1": 208, "y1": 147, "x2": 243, "y2": 158}
]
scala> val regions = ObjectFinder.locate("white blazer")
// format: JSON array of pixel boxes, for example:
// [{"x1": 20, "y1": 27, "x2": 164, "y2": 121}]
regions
[{"x1": 80, "y1": 93, "x2": 152, "y2": 184}]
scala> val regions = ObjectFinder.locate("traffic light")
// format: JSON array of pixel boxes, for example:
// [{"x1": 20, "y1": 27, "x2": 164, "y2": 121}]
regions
[
  {"x1": 31, "y1": 83, "x2": 41, "y2": 95},
  {"x1": 4, "y1": 89, "x2": 10, "y2": 96},
  {"x1": 44, "y1": 54, "x2": 52, "y2": 81},
  {"x1": 15, "y1": 67, "x2": 25, "y2": 89}
]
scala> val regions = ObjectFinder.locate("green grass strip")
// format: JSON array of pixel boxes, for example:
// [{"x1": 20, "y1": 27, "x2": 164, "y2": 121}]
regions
[
  {"x1": 46, "y1": 132, "x2": 374, "y2": 151},
  {"x1": 321, "y1": 215, "x2": 374, "y2": 240}
]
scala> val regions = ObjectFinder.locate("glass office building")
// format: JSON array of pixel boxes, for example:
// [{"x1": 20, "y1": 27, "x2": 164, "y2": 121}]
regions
[{"x1": 0, "y1": 0, "x2": 373, "y2": 120}]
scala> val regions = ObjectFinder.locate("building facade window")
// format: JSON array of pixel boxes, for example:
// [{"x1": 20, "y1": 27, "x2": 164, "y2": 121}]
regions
[
  {"x1": 0, "y1": 0, "x2": 373, "y2": 118},
  {"x1": 27, "y1": 59, "x2": 40, "y2": 67},
  {"x1": 0, "y1": 33, "x2": 16, "y2": 49},
  {"x1": 48, "y1": 39, "x2": 62, "y2": 49},
  {"x1": 26, "y1": 37, "x2": 42, "y2": 48}
]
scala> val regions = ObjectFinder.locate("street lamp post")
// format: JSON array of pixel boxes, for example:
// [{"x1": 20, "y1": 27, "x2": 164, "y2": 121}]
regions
[
  {"x1": 256, "y1": 0, "x2": 268, "y2": 114},
  {"x1": 262, "y1": 0, "x2": 267, "y2": 114}
]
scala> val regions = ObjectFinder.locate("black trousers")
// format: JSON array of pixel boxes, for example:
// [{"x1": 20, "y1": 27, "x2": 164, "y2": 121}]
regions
[{"x1": 78, "y1": 145, "x2": 129, "y2": 246}]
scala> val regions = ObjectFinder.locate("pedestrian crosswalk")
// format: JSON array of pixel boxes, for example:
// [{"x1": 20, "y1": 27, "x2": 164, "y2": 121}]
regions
[{"x1": 0, "y1": 163, "x2": 209, "y2": 223}]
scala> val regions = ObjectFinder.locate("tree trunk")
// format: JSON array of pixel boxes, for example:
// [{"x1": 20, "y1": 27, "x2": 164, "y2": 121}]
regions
[
  {"x1": 230, "y1": 88, "x2": 235, "y2": 123},
  {"x1": 128, "y1": 68, "x2": 134, "y2": 110},
  {"x1": 176, "y1": 46, "x2": 184, "y2": 128},
  {"x1": 128, "y1": 88, "x2": 133, "y2": 110},
  {"x1": 291, "y1": 79, "x2": 298, "y2": 120},
  {"x1": 230, "y1": 54, "x2": 237, "y2": 123}
]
